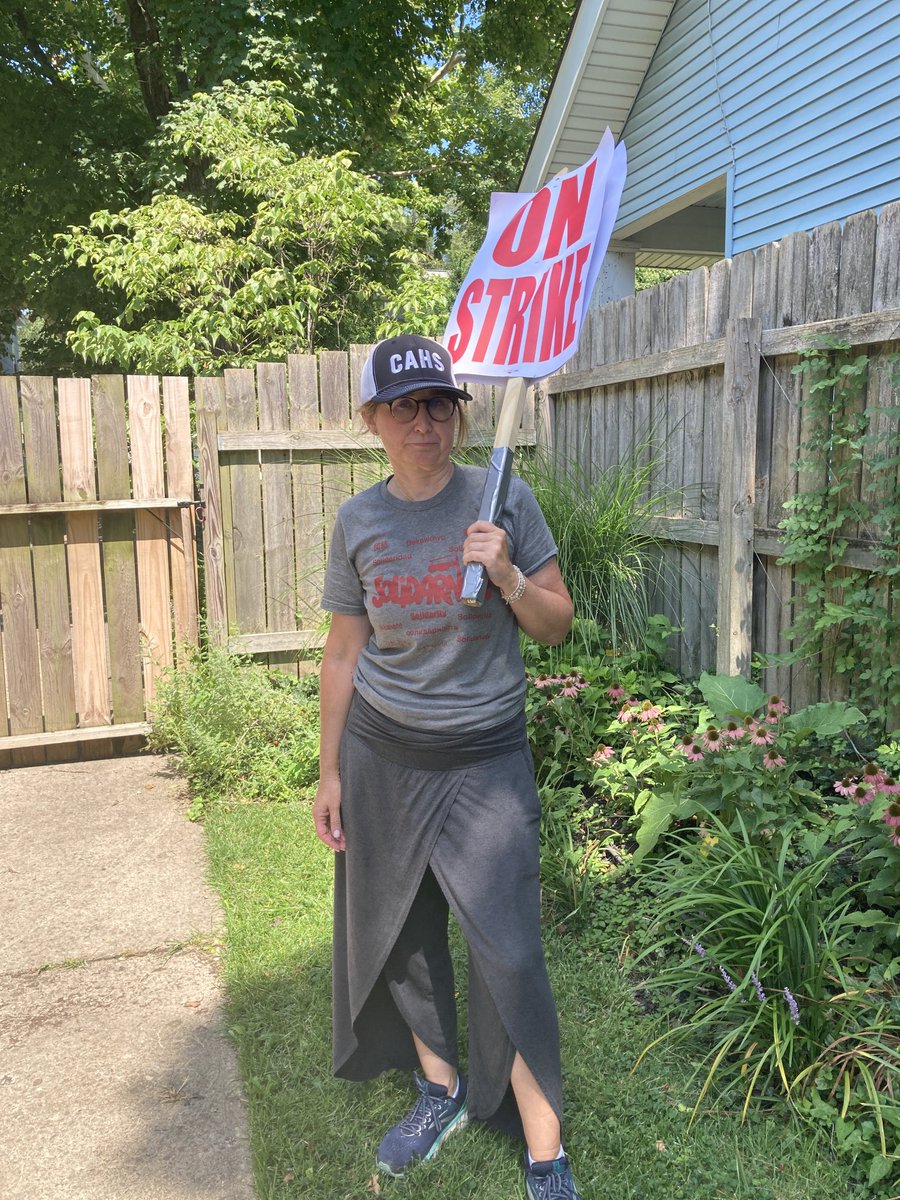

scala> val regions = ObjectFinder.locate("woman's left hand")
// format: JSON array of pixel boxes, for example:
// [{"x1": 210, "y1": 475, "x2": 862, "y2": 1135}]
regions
[{"x1": 462, "y1": 520, "x2": 519, "y2": 597}]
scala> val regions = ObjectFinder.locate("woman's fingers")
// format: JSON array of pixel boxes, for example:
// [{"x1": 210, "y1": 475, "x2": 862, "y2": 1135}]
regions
[
  {"x1": 463, "y1": 521, "x2": 513, "y2": 580},
  {"x1": 313, "y1": 785, "x2": 345, "y2": 852}
]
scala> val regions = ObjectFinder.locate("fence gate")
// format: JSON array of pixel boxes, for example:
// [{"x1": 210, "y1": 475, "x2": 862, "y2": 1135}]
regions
[
  {"x1": 0, "y1": 375, "x2": 198, "y2": 767},
  {"x1": 195, "y1": 349, "x2": 539, "y2": 670}
]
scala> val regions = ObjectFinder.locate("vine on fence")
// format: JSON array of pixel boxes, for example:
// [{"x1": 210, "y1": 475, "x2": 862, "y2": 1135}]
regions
[{"x1": 776, "y1": 340, "x2": 900, "y2": 730}]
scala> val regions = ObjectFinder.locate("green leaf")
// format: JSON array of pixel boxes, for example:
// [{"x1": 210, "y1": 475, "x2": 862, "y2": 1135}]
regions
[
  {"x1": 783, "y1": 702, "x2": 866, "y2": 738},
  {"x1": 697, "y1": 673, "x2": 766, "y2": 719},
  {"x1": 868, "y1": 1154, "x2": 894, "y2": 1186}
]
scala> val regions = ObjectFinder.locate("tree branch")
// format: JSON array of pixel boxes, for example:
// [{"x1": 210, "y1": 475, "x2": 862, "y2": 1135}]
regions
[
  {"x1": 79, "y1": 49, "x2": 109, "y2": 92},
  {"x1": 123, "y1": 0, "x2": 172, "y2": 123},
  {"x1": 428, "y1": 48, "x2": 465, "y2": 87}
]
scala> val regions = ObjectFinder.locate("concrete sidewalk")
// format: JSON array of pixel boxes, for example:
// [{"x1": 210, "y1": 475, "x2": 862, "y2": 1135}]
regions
[{"x1": 0, "y1": 753, "x2": 255, "y2": 1200}]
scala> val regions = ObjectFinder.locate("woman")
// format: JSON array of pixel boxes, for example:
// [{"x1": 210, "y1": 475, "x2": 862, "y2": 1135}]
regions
[{"x1": 313, "y1": 333, "x2": 582, "y2": 1200}]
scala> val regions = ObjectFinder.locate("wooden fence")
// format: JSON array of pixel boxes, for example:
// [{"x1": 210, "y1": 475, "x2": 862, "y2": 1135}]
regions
[
  {"x1": 195, "y1": 352, "x2": 537, "y2": 668},
  {"x1": 2, "y1": 203, "x2": 898, "y2": 761},
  {"x1": 547, "y1": 201, "x2": 900, "y2": 707},
  {"x1": 0, "y1": 375, "x2": 197, "y2": 767}
]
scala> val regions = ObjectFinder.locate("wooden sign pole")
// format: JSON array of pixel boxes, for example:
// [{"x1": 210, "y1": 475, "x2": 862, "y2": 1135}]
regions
[{"x1": 460, "y1": 376, "x2": 530, "y2": 607}]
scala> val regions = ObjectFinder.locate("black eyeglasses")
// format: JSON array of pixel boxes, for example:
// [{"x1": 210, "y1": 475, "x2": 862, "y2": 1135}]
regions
[{"x1": 387, "y1": 393, "x2": 458, "y2": 423}]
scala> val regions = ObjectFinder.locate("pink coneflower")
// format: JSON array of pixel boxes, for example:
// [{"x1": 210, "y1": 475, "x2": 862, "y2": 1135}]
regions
[
  {"x1": 533, "y1": 675, "x2": 560, "y2": 688},
  {"x1": 748, "y1": 723, "x2": 775, "y2": 746},
  {"x1": 834, "y1": 775, "x2": 856, "y2": 797},
  {"x1": 637, "y1": 700, "x2": 662, "y2": 722},
  {"x1": 607, "y1": 684, "x2": 625, "y2": 701},
  {"x1": 862, "y1": 762, "x2": 886, "y2": 789},
  {"x1": 683, "y1": 743, "x2": 705, "y2": 761},
  {"x1": 880, "y1": 775, "x2": 900, "y2": 794},
  {"x1": 617, "y1": 701, "x2": 638, "y2": 723},
  {"x1": 721, "y1": 720, "x2": 744, "y2": 740},
  {"x1": 588, "y1": 744, "x2": 615, "y2": 766},
  {"x1": 762, "y1": 748, "x2": 786, "y2": 769},
  {"x1": 851, "y1": 785, "x2": 874, "y2": 806},
  {"x1": 891, "y1": 833, "x2": 900, "y2": 847},
  {"x1": 767, "y1": 695, "x2": 789, "y2": 715},
  {"x1": 701, "y1": 725, "x2": 723, "y2": 752},
  {"x1": 883, "y1": 801, "x2": 900, "y2": 828},
  {"x1": 763, "y1": 707, "x2": 783, "y2": 724}
]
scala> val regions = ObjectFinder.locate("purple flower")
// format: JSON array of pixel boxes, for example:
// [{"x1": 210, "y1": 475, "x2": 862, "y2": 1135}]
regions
[
  {"x1": 783, "y1": 987, "x2": 801, "y2": 1025},
  {"x1": 692, "y1": 940, "x2": 707, "y2": 958},
  {"x1": 718, "y1": 964, "x2": 738, "y2": 992},
  {"x1": 750, "y1": 971, "x2": 767, "y2": 1003}
]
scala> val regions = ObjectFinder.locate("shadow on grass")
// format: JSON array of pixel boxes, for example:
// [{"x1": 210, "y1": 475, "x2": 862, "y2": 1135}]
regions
[{"x1": 205, "y1": 800, "x2": 858, "y2": 1200}]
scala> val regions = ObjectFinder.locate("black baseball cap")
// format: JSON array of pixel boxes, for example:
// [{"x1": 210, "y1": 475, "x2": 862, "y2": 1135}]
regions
[{"x1": 360, "y1": 335, "x2": 469, "y2": 404}]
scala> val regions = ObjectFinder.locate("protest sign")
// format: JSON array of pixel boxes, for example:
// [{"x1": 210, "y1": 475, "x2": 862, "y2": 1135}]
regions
[{"x1": 444, "y1": 128, "x2": 626, "y2": 383}]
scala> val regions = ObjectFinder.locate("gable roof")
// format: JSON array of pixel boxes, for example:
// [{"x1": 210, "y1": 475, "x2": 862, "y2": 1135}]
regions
[{"x1": 521, "y1": 0, "x2": 675, "y2": 192}]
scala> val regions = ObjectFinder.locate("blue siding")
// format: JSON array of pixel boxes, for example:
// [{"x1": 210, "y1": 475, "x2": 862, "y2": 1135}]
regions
[
  {"x1": 616, "y1": 0, "x2": 900, "y2": 253},
  {"x1": 618, "y1": 0, "x2": 732, "y2": 229}
]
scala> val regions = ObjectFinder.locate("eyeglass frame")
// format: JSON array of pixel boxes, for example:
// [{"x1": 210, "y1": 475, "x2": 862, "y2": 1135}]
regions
[{"x1": 386, "y1": 392, "x2": 460, "y2": 423}]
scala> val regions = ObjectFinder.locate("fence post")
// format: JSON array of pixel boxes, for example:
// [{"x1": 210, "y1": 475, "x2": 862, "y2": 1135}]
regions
[{"x1": 716, "y1": 316, "x2": 761, "y2": 677}]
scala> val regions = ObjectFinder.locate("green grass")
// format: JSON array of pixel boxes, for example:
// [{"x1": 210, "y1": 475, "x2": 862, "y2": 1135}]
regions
[{"x1": 204, "y1": 796, "x2": 858, "y2": 1200}]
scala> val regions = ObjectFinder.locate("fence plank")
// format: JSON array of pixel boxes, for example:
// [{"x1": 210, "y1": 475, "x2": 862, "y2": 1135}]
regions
[
  {"x1": 697, "y1": 259, "x2": 729, "y2": 671},
  {"x1": 129, "y1": 375, "x2": 173, "y2": 703},
  {"x1": 258, "y1": 361, "x2": 296, "y2": 674},
  {"x1": 349, "y1": 343, "x2": 385, "y2": 495},
  {"x1": 872, "y1": 202, "x2": 900, "y2": 726},
  {"x1": 665, "y1": 273, "x2": 689, "y2": 671},
  {"x1": 288, "y1": 354, "x2": 326, "y2": 632},
  {"x1": 633, "y1": 287, "x2": 654, "y2": 485},
  {"x1": 163, "y1": 376, "x2": 199, "y2": 652},
  {"x1": 464, "y1": 381, "x2": 494, "y2": 446},
  {"x1": 789, "y1": 221, "x2": 841, "y2": 705},
  {"x1": 196, "y1": 377, "x2": 228, "y2": 643},
  {"x1": 93, "y1": 375, "x2": 144, "y2": 725},
  {"x1": 679, "y1": 268, "x2": 708, "y2": 677},
  {"x1": 224, "y1": 368, "x2": 266, "y2": 636},
  {"x1": 763, "y1": 231, "x2": 807, "y2": 699},
  {"x1": 616, "y1": 295, "x2": 636, "y2": 465},
  {"x1": 59, "y1": 378, "x2": 111, "y2": 728},
  {"x1": 319, "y1": 351, "x2": 353, "y2": 558},
  {"x1": 750, "y1": 241, "x2": 780, "y2": 695},
  {"x1": 716, "y1": 317, "x2": 761, "y2": 676},
  {"x1": 21, "y1": 376, "x2": 77, "y2": 754},
  {"x1": 0, "y1": 376, "x2": 45, "y2": 765}
]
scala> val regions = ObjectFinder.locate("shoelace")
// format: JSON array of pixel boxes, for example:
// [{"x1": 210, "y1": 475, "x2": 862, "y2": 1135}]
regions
[
  {"x1": 398, "y1": 1091, "x2": 446, "y2": 1136},
  {"x1": 530, "y1": 1163, "x2": 577, "y2": 1199}
]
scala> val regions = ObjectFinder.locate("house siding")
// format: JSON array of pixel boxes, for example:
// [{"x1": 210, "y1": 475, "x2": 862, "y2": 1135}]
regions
[{"x1": 617, "y1": 0, "x2": 900, "y2": 252}]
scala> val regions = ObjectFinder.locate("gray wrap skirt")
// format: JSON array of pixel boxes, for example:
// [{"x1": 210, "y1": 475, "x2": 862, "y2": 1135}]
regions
[{"x1": 332, "y1": 691, "x2": 562, "y2": 1138}]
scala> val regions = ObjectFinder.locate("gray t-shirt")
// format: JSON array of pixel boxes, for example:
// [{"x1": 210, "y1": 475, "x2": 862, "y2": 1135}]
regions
[{"x1": 321, "y1": 464, "x2": 558, "y2": 732}]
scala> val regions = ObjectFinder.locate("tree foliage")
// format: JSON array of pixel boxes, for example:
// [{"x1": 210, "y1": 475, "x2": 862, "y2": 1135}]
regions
[
  {"x1": 4, "y1": 1, "x2": 576, "y2": 371},
  {"x1": 62, "y1": 83, "x2": 448, "y2": 371}
]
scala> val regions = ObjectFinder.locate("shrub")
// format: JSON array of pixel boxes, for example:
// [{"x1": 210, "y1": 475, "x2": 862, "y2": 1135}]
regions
[
  {"x1": 148, "y1": 645, "x2": 319, "y2": 812},
  {"x1": 518, "y1": 448, "x2": 669, "y2": 654}
]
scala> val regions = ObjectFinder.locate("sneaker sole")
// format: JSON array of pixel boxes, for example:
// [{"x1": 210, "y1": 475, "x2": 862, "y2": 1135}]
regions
[{"x1": 375, "y1": 1101, "x2": 469, "y2": 1178}]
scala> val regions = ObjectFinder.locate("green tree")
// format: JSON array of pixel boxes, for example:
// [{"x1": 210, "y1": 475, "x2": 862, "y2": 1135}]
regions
[
  {"x1": 62, "y1": 83, "x2": 446, "y2": 372},
  {"x1": 4, "y1": 1, "x2": 575, "y2": 370}
]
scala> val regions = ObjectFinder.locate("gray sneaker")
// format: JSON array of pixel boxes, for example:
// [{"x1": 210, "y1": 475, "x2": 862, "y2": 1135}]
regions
[
  {"x1": 525, "y1": 1153, "x2": 584, "y2": 1199},
  {"x1": 375, "y1": 1072, "x2": 469, "y2": 1177}
]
